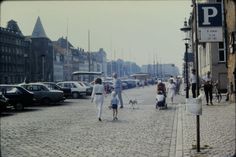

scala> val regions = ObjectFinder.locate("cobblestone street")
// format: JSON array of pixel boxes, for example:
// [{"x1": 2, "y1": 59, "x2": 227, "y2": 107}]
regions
[
  {"x1": 180, "y1": 98, "x2": 235, "y2": 157},
  {"x1": 1, "y1": 85, "x2": 235, "y2": 157},
  {"x1": 1, "y1": 85, "x2": 179, "y2": 157}
]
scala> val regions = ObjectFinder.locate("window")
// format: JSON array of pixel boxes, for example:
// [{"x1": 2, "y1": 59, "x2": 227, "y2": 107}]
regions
[{"x1": 218, "y1": 42, "x2": 225, "y2": 62}]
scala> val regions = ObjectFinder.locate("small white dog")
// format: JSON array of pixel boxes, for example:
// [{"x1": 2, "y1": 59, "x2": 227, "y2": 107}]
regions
[{"x1": 129, "y1": 99, "x2": 138, "y2": 109}]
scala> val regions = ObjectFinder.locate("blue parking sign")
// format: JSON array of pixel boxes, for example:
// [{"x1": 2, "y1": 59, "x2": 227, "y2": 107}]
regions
[{"x1": 198, "y1": 3, "x2": 222, "y2": 27}]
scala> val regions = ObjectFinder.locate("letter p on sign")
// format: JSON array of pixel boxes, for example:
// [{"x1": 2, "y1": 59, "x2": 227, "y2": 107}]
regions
[{"x1": 198, "y1": 3, "x2": 222, "y2": 27}]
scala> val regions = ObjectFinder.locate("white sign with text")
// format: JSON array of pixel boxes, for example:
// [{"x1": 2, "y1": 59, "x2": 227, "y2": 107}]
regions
[{"x1": 198, "y1": 27, "x2": 223, "y2": 42}]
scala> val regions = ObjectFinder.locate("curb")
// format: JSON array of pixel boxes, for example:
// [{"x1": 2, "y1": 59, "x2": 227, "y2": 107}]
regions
[
  {"x1": 176, "y1": 104, "x2": 184, "y2": 157},
  {"x1": 169, "y1": 105, "x2": 178, "y2": 157}
]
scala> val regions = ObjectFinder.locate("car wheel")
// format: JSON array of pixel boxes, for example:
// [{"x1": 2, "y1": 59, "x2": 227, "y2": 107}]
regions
[
  {"x1": 15, "y1": 102, "x2": 24, "y2": 111},
  {"x1": 72, "y1": 92, "x2": 79, "y2": 99},
  {"x1": 41, "y1": 98, "x2": 51, "y2": 105}
]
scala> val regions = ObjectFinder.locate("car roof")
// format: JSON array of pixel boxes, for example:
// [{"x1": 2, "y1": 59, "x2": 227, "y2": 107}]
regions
[
  {"x1": 0, "y1": 84, "x2": 22, "y2": 87},
  {"x1": 21, "y1": 82, "x2": 45, "y2": 85},
  {"x1": 57, "y1": 81, "x2": 79, "y2": 83}
]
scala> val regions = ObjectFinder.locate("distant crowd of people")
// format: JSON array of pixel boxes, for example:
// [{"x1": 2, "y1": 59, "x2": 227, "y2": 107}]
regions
[{"x1": 90, "y1": 69, "x2": 233, "y2": 121}]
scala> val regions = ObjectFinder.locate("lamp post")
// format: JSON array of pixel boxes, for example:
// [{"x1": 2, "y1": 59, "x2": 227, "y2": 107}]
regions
[
  {"x1": 41, "y1": 54, "x2": 45, "y2": 81},
  {"x1": 23, "y1": 53, "x2": 28, "y2": 83},
  {"x1": 180, "y1": 19, "x2": 191, "y2": 99},
  {"x1": 184, "y1": 43, "x2": 189, "y2": 98}
]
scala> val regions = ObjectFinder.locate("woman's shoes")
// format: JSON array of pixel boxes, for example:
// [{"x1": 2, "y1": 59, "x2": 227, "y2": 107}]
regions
[{"x1": 98, "y1": 118, "x2": 102, "y2": 121}]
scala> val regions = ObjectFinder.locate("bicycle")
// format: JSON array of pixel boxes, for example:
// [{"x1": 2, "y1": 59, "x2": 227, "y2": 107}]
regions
[{"x1": 213, "y1": 81, "x2": 222, "y2": 103}]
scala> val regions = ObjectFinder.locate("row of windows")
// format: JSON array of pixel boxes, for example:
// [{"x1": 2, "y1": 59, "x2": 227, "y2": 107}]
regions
[
  {"x1": 0, "y1": 64, "x2": 24, "y2": 73},
  {"x1": 0, "y1": 75, "x2": 25, "y2": 84},
  {"x1": 0, "y1": 55, "x2": 25, "y2": 63},
  {"x1": 0, "y1": 35, "x2": 26, "y2": 46},
  {"x1": 1, "y1": 46, "x2": 28, "y2": 55}
]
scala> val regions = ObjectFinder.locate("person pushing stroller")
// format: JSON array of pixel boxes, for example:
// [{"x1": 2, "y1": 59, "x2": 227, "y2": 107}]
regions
[{"x1": 156, "y1": 79, "x2": 167, "y2": 109}]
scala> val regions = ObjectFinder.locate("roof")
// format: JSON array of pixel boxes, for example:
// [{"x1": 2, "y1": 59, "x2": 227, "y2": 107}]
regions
[
  {"x1": 31, "y1": 16, "x2": 47, "y2": 38},
  {"x1": 7, "y1": 20, "x2": 23, "y2": 36},
  {"x1": 130, "y1": 73, "x2": 150, "y2": 79},
  {"x1": 72, "y1": 71, "x2": 103, "y2": 76}
]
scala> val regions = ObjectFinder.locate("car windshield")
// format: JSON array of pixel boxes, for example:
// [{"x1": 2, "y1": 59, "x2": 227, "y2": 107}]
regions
[
  {"x1": 44, "y1": 83, "x2": 58, "y2": 90},
  {"x1": 78, "y1": 82, "x2": 85, "y2": 87},
  {"x1": 7, "y1": 87, "x2": 22, "y2": 94},
  {"x1": 83, "y1": 82, "x2": 90, "y2": 86}
]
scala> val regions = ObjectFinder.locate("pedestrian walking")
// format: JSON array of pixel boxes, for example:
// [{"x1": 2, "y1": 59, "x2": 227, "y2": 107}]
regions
[
  {"x1": 91, "y1": 78, "x2": 105, "y2": 121},
  {"x1": 167, "y1": 79, "x2": 176, "y2": 104},
  {"x1": 190, "y1": 69, "x2": 197, "y2": 98},
  {"x1": 202, "y1": 71, "x2": 213, "y2": 105},
  {"x1": 113, "y1": 73, "x2": 124, "y2": 108},
  {"x1": 110, "y1": 91, "x2": 119, "y2": 120},
  {"x1": 175, "y1": 76, "x2": 181, "y2": 95}
]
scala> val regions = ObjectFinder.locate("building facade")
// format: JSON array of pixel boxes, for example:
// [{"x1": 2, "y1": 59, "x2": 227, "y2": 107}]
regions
[{"x1": 0, "y1": 20, "x2": 30, "y2": 84}]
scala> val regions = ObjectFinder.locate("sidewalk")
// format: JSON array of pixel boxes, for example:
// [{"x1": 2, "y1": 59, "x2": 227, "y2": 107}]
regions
[{"x1": 176, "y1": 95, "x2": 235, "y2": 157}]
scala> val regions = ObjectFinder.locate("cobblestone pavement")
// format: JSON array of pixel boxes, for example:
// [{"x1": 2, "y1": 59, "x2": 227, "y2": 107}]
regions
[
  {"x1": 178, "y1": 93, "x2": 235, "y2": 157},
  {"x1": 1, "y1": 85, "x2": 181, "y2": 157}
]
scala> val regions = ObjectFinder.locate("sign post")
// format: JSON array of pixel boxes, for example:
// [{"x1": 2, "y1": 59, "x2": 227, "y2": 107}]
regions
[
  {"x1": 194, "y1": 2, "x2": 223, "y2": 152},
  {"x1": 197, "y1": 3, "x2": 223, "y2": 43}
]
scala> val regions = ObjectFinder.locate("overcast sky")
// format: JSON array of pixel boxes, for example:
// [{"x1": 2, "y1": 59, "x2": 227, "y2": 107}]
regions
[{"x1": 1, "y1": 0, "x2": 192, "y2": 69}]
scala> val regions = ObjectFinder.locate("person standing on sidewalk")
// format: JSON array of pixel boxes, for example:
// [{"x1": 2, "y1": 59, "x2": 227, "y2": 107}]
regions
[
  {"x1": 190, "y1": 69, "x2": 197, "y2": 98},
  {"x1": 113, "y1": 73, "x2": 124, "y2": 108},
  {"x1": 91, "y1": 78, "x2": 105, "y2": 121},
  {"x1": 167, "y1": 79, "x2": 176, "y2": 104},
  {"x1": 202, "y1": 71, "x2": 213, "y2": 105}
]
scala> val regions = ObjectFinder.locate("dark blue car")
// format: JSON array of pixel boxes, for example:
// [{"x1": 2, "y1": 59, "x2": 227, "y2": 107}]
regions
[{"x1": 0, "y1": 85, "x2": 35, "y2": 111}]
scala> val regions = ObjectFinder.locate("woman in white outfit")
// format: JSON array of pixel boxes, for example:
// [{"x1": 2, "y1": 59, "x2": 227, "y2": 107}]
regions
[
  {"x1": 168, "y1": 79, "x2": 176, "y2": 104},
  {"x1": 91, "y1": 78, "x2": 105, "y2": 121}
]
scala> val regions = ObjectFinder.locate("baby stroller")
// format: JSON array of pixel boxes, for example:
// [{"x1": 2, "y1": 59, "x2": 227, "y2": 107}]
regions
[
  {"x1": 156, "y1": 81, "x2": 167, "y2": 110},
  {"x1": 156, "y1": 90, "x2": 167, "y2": 110}
]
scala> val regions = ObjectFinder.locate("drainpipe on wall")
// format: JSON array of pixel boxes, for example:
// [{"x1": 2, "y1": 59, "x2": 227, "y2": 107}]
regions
[{"x1": 223, "y1": 0, "x2": 228, "y2": 69}]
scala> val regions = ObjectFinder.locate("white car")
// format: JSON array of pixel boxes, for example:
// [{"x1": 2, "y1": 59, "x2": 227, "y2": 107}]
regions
[
  {"x1": 79, "y1": 81, "x2": 93, "y2": 96},
  {"x1": 57, "y1": 81, "x2": 87, "y2": 98}
]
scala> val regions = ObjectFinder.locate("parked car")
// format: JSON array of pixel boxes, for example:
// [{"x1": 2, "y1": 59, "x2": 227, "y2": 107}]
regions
[
  {"x1": 121, "y1": 81, "x2": 128, "y2": 89},
  {"x1": 122, "y1": 79, "x2": 136, "y2": 89},
  {"x1": 0, "y1": 93, "x2": 10, "y2": 112},
  {"x1": 41, "y1": 82, "x2": 71, "y2": 98},
  {"x1": 20, "y1": 83, "x2": 65, "y2": 104},
  {"x1": 80, "y1": 81, "x2": 93, "y2": 96},
  {"x1": 0, "y1": 85, "x2": 35, "y2": 111},
  {"x1": 57, "y1": 81, "x2": 87, "y2": 98}
]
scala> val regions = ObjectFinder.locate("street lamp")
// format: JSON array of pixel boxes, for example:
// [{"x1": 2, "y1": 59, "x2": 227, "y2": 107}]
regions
[
  {"x1": 23, "y1": 53, "x2": 29, "y2": 83},
  {"x1": 180, "y1": 19, "x2": 191, "y2": 99},
  {"x1": 41, "y1": 54, "x2": 45, "y2": 81}
]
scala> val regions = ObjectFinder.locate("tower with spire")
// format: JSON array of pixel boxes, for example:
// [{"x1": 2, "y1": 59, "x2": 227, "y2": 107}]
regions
[
  {"x1": 30, "y1": 16, "x2": 53, "y2": 82},
  {"x1": 32, "y1": 16, "x2": 47, "y2": 38}
]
